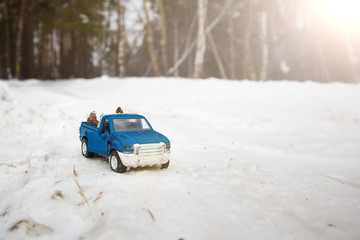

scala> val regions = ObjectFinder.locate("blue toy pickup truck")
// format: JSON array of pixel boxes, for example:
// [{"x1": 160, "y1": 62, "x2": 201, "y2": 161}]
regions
[{"x1": 79, "y1": 114, "x2": 171, "y2": 173}]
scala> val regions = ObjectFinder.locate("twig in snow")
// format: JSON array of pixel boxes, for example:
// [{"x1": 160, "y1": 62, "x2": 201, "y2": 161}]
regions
[
  {"x1": 93, "y1": 191, "x2": 103, "y2": 203},
  {"x1": 0, "y1": 208, "x2": 8, "y2": 217},
  {"x1": 321, "y1": 174, "x2": 360, "y2": 190},
  {"x1": 78, "y1": 199, "x2": 93, "y2": 206},
  {"x1": 74, "y1": 179, "x2": 91, "y2": 214},
  {"x1": 51, "y1": 190, "x2": 64, "y2": 199},
  {"x1": 26, "y1": 157, "x2": 31, "y2": 167},
  {"x1": 0, "y1": 163, "x2": 14, "y2": 167},
  {"x1": 143, "y1": 208, "x2": 155, "y2": 223},
  {"x1": 78, "y1": 191, "x2": 103, "y2": 205},
  {"x1": 8, "y1": 219, "x2": 53, "y2": 234},
  {"x1": 73, "y1": 165, "x2": 78, "y2": 177}
]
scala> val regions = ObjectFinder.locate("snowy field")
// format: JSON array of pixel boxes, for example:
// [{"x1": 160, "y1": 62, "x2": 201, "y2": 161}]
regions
[{"x1": 0, "y1": 77, "x2": 360, "y2": 240}]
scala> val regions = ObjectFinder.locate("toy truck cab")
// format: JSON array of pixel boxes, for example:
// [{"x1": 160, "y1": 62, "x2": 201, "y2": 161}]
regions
[{"x1": 79, "y1": 114, "x2": 171, "y2": 173}]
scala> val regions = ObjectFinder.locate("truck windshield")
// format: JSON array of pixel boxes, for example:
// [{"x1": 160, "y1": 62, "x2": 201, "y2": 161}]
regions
[{"x1": 113, "y1": 118, "x2": 151, "y2": 132}]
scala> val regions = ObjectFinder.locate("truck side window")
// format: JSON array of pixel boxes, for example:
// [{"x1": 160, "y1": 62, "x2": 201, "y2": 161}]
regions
[{"x1": 103, "y1": 120, "x2": 110, "y2": 134}]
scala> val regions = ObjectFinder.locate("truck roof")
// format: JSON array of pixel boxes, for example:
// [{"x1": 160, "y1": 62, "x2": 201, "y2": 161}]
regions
[{"x1": 102, "y1": 114, "x2": 146, "y2": 119}]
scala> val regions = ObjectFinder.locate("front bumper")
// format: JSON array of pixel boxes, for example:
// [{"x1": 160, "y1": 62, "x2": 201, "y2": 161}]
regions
[{"x1": 118, "y1": 143, "x2": 170, "y2": 168}]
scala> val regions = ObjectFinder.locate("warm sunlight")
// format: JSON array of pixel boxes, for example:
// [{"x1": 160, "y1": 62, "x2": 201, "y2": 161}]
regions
[{"x1": 313, "y1": 0, "x2": 360, "y2": 33}]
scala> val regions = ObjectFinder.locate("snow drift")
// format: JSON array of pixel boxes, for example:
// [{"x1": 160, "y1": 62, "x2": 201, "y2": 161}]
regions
[{"x1": 0, "y1": 77, "x2": 359, "y2": 240}]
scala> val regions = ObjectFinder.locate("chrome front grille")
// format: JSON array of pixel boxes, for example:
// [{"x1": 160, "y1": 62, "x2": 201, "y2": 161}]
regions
[{"x1": 138, "y1": 143, "x2": 165, "y2": 161}]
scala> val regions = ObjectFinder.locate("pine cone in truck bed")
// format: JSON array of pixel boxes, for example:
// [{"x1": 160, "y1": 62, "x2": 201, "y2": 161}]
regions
[
  {"x1": 87, "y1": 111, "x2": 99, "y2": 127},
  {"x1": 116, "y1": 107, "x2": 123, "y2": 114}
]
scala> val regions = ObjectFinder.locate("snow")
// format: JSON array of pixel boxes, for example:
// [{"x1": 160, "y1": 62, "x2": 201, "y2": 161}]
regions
[
  {"x1": 0, "y1": 77, "x2": 360, "y2": 240},
  {"x1": 79, "y1": 14, "x2": 89, "y2": 24},
  {"x1": 281, "y1": 60, "x2": 290, "y2": 74}
]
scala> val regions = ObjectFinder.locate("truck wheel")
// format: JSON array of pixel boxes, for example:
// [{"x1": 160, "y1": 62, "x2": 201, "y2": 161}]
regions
[
  {"x1": 81, "y1": 138, "x2": 94, "y2": 158},
  {"x1": 109, "y1": 151, "x2": 127, "y2": 173},
  {"x1": 161, "y1": 161, "x2": 170, "y2": 169}
]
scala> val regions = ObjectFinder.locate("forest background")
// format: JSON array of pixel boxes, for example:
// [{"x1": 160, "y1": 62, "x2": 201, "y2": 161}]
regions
[{"x1": 0, "y1": 0, "x2": 359, "y2": 83}]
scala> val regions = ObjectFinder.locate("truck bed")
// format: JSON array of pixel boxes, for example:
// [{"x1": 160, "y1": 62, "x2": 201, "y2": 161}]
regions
[{"x1": 79, "y1": 122, "x2": 98, "y2": 141}]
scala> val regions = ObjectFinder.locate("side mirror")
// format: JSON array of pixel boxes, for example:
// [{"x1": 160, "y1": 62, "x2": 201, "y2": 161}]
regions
[{"x1": 101, "y1": 131, "x2": 110, "y2": 141}]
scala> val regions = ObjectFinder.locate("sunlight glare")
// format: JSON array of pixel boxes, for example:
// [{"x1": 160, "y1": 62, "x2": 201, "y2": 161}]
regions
[{"x1": 313, "y1": 0, "x2": 360, "y2": 33}]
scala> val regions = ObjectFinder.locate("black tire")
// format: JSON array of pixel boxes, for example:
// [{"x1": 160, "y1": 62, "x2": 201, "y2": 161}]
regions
[
  {"x1": 161, "y1": 161, "x2": 170, "y2": 169},
  {"x1": 81, "y1": 138, "x2": 94, "y2": 158},
  {"x1": 109, "y1": 150, "x2": 127, "y2": 173}
]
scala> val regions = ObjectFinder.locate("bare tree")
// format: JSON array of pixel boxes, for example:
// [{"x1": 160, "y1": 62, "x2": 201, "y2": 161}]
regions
[
  {"x1": 243, "y1": 0, "x2": 256, "y2": 80},
  {"x1": 169, "y1": 0, "x2": 233, "y2": 76},
  {"x1": 173, "y1": 18, "x2": 179, "y2": 77},
  {"x1": 143, "y1": 0, "x2": 162, "y2": 76},
  {"x1": 317, "y1": 39, "x2": 331, "y2": 82},
  {"x1": 259, "y1": 10, "x2": 268, "y2": 81},
  {"x1": 207, "y1": 31, "x2": 227, "y2": 79},
  {"x1": 344, "y1": 34, "x2": 360, "y2": 82},
  {"x1": 158, "y1": 0, "x2": 168, "y2": 76},
  {"x1": 193, "y1": 0, "x2": 208, "y2": 78},
  {"x1": 3, "y1": 0, "x2": 12, "y2": 79},
  {"x1": 15, "y1": 0, "x2": 27, "y2": 79},
  {"x1": 118, "y1": 0, "x2": 126, "y2": 77},
  {"x1": 228, "y1": 12, "x2": 236, "y2": 79}
]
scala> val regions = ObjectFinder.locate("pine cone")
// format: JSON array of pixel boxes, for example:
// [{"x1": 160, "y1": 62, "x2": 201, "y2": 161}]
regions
[
  {"x1": 87, "y1": 111, "x2": 98, "y2": 126},
  {"x1": 116, "y1": 107, "x2": 123, "y2": 114}
]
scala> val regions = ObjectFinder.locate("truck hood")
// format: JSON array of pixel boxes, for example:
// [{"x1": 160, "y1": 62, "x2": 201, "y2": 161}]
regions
[{"x1": 112, "y1": 130, "x2": 169, "y2": 145}]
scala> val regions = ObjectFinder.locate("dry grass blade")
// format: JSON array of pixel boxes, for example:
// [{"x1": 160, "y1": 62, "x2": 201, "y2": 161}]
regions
[
  {"x1": 0, "y1": 163, "x2": 14, "y2": 167},
  {"x1": 74, "y1": 180, "x2": 91, "y2": 214},
  {"x1": 143, "y1": 208, "x2": 155, "y2": 223},
  {"x1": 93, "y1": 191, "x2": 103, "y2": 203},
  {"x1": 78, "y1": 199, "x2": 93, "y2": 206},
  {"x1": 79, "y1": 191, "x2": 103, "y2": 205},
  {"x1": 0, "y1": 208, "x2": 8, "y2": 217},
  {"x1": 51, "y1": 190, "x2": 64, "y2": 199},
  {"x1": 26, "y1": 157, "x2": 31, "y2": 167},
  {"x1": 8, "y1": 220, "x2": 29, "y2": 231},
  {"x1": 8, "y1": 219, "x2": 53, "y2": 235},
  {"x1": 73, "y1": 165, "x2": 78, "y2": 177}
]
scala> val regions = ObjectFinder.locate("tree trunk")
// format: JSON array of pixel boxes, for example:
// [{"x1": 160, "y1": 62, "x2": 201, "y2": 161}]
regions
[
  {"x1": 15, "y1": 0, "x2": 27, "y2": 79},
  {"x1": 228, "y1": 13, "x2": 235, "y2": 79},
  {"x1": 3, "y1": 0, "x2": 12, "y2": 79},
  {"x1": 118, "y1": 0, "x2": 126, "y2": 77},
  {"x1": 70, "y1": 31, "x2": 76, "y2": 78},
  {"x1": 173, "y1": 18, "x2": 179, "y2": 77},
  {"x1": 50, "y1": 30, "x2": 55, "y2": 79},
  {"x1": 169, "y1": 16, "x2": 197, "y2": 76},
  {"x1": 318, "y1": 41, "x2": 331, "y2": 82},
  {"x1": 243, "y1": 0, "x2": 256, "y2": 80},
  {"x1": 60, "y1": 30, "x2": 73, "y2": 78},
  {"x1": 158, "y1": 0, "x2": 168, "y2": 76},
  {"x1": 259, "y1": 10, "x2": 268, "y2": 81},
  {"x1": 52, "y1": 30, "x2": 60, "y2": 79},
  {"x1": 344, "y1": 34, "x2": 359, "y2": 83},
  {"x1": 193, "y1": 0, "x2": 208, "y2": 78},
  {"x1": 143, "y1": 0, "x2": 162, "y2": 76},
  {"x1": 37, "y1": 23, "x2": 44, "y2": 79},
  {"x1": 169, "y1": 0, "x2": 233, "y2": 75},
  {"x1": 21, "y1": 17, "x2": 35, "y2": 79},
  {"x1": 207, "y1": 30, "x2": 227, "y2": 79}
]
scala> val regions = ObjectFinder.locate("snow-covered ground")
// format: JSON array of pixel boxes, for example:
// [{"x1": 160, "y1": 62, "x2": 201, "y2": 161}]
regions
[{"x1": 0, "y1": 77, "x2": 360, "y2": 240}]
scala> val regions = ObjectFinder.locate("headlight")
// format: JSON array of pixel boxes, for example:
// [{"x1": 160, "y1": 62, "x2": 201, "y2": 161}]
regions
[{"x1": 124, "y1": 145, "x2": 134, "y2": 150}]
